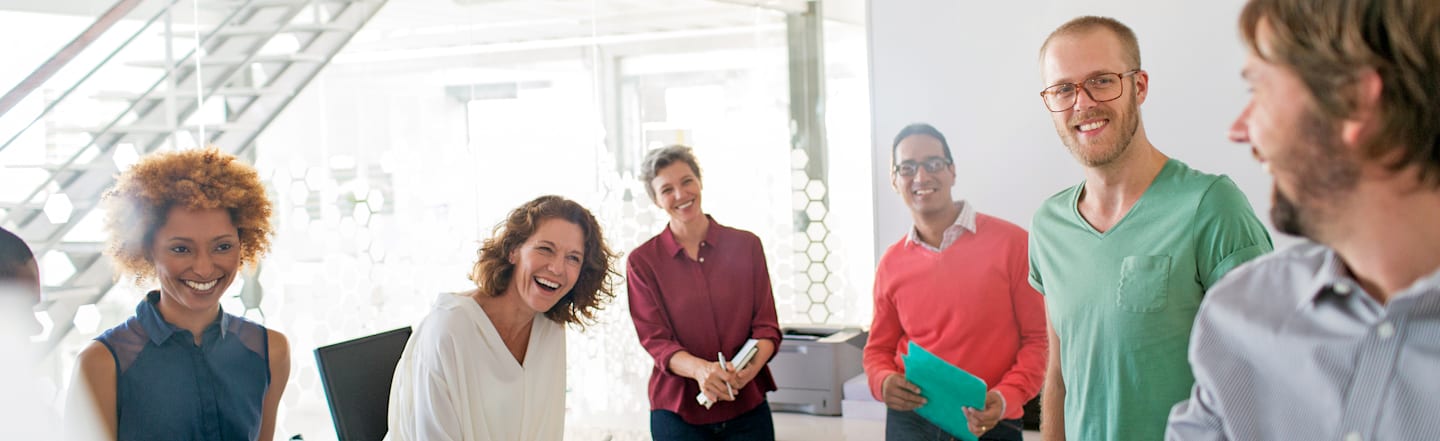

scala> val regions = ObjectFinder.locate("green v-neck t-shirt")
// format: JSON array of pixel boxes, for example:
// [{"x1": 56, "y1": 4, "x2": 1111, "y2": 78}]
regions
[{"x1": 1028, "y1": 159, "x2": 1272, "y2": 441}]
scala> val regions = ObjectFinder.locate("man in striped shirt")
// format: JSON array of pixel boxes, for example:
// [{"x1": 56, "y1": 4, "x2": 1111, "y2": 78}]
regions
[{"x1": 1166, "y1": 0, "x2": 1440, "y2": 440}]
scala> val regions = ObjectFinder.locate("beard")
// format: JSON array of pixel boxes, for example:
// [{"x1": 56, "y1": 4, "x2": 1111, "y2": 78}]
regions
[
  {"x1": 1268, "y1": 107, "x2": 1359, "y2": 239},
  {"x1": 1057, "y1": 94, "x2": 1141, "y2": 168}
]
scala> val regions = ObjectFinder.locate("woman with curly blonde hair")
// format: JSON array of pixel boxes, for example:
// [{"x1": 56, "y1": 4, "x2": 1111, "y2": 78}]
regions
[
  {"x1": 388, "y1": 195, "x2": 619, "y2": 441},
  {"x1": 69, "y1": 148, "x2": 290, "y2": 441}
]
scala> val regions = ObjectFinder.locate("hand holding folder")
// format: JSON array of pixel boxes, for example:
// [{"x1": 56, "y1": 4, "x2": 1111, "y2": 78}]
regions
[{"x1": 901, "y1": 341, "x2": 989, "y2": 441}]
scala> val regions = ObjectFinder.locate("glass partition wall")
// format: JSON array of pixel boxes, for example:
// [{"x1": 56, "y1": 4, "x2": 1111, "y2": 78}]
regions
[{"x1": 0, "y1": 0, "x2": 871, "y2": 438}]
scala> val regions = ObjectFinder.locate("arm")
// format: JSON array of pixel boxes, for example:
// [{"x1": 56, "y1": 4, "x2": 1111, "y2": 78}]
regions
[
  {"x1": 861, "y1": 256, "x2": 926, "y2": 410},
  {"x1": 1041, "y1": 315, "x2": 1066, "y2": 441},
  {"x1": 969, "y1": 236, "x2": 1050, "y2": 430},
  {"x1": 258, "y1": 330, "x2": 291, "y2": 441},
  {"x1": 1165, "y1": 384, "x2": 1229, "y2": 441},
  {"x1": 409, "y1": 332, "x2": 467, "y2": 440},
  {"x1": 994, "y1": 235, "x2": 1049, "y2": 416},
  {"x1": 732, "y1": 237, "x2": 781, "y2": 391},
  {"x1": 1193, "y1": 177, "x2": 1273, "y2": 291},
  {"x1": 68, "y1": 341, "x2": 117, "y2": 441}
]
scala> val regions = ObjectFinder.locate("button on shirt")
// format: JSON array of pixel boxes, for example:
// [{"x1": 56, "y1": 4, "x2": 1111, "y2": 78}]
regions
[
  {"x1": 96, "y1": 291, "x2": 271, "y2": 441},
  {"x1": 1167, "y1": 243, "x2": 1440, "y2": 440},
  {"x1": 626, "y1": 216, "x2": 783, "y2": 425}
]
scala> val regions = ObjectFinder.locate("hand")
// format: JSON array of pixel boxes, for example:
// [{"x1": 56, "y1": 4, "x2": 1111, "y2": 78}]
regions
[
  {"x1": 693, "y1": 361, "x2": 738, "y2": 403},
  {"x1": 729, "y1": 360, "x2": 760, "y2": 391},
  {"x1": 964, "y1": 390, "x2": 1005, "y2": 436},
  {"x1": 881, "y1": 374, "x2": 926, "y2": 411}
]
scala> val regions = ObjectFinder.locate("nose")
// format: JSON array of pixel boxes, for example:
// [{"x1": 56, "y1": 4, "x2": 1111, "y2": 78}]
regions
[
  {"x1": 193, "y1": 251, "x2": 217, "y2": 279},
  {"x1": 1072, "y1": 86, "x2": 1100, "y2": 111},
  {"x1": 1229, "y1": 101, "x2": 1253, "y2": 144}
]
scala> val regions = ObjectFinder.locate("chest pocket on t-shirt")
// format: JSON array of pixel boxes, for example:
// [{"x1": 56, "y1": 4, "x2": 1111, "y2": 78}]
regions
[{"x1": 1116, "y1": 255, "x2": 1171, "y2": 312}]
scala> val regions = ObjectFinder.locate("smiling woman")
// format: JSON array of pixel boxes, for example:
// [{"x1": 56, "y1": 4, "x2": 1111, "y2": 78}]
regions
[
  {"x1": 387, "y1": 194, "x2": 620, "y2": 441},
  {"x1": 70, "y1": 147, "x2": 290, "y2": 441}
]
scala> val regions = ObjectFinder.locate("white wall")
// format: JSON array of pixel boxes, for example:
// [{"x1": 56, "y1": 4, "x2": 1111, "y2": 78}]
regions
[{"x1": 866, "y1": 0, "x2": 1296, "y2": 261}]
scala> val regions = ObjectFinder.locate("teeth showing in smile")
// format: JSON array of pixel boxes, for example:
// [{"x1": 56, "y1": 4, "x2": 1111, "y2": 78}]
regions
[
  {"x1": 184, "y1": 279, "x2": 218, "y2": 291},
  {"x1": 1078, "y1": 120, "x2": 1106, "y2": 132},
  {"x1": 535, "y1": 277, "x2": 560, "y2": 290},
  {"x1": 913, "y1": 189, "x2": 935, "y2": 196},
  {"x1": 676, "y1": 200, "x2": 694, "y2": 210}
]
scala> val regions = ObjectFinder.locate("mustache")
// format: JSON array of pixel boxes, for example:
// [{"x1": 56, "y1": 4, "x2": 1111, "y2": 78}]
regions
[{"x1": 1068, "y1": 110, "x2": 1112, "y2": 127}]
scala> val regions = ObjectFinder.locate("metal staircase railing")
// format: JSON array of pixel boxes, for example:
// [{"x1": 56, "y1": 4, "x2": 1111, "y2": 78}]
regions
[{"x1": 0, "y1": 0, "x2": 389, "y2": 354}]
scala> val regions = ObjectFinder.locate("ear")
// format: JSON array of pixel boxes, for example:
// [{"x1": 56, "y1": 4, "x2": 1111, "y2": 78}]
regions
[
  {"x1": 1132, "y1": 70, "x2": 1149, "y2": 105},
  {"x1": 508, "y1": 247, "x2": 518, "y2": 265},
  {"x1": 1341, "y1": 68, "x2": 1383, "y2": 149}
]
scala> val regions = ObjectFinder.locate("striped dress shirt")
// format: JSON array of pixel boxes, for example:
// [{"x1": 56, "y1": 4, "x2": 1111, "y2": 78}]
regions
[{"x1": 1166, "y1": 242, "x2": 1440, "y2": 441}]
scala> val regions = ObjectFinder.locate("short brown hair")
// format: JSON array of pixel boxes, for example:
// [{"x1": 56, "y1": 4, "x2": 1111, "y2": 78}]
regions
[
  {"x1": 1040, "y1": 16, "x2": 1142, "y2": 71},
  {"x1": 468, "y1": 195, "x2": 619, "y2": 328},
  {"x1": 102, "y1": 148, "x2": 274, "y2": 283},
  {"x1": 1241, "y1": 0, "x2": 1440, "y2": 187},
  {"x1": 639, "y1": 145, "x2": 702, "y2": 202}
]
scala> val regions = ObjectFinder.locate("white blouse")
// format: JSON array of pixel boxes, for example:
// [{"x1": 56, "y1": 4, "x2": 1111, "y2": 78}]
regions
[{"x1": 388, "y1": 292, "x2": 566, "y2": 441}]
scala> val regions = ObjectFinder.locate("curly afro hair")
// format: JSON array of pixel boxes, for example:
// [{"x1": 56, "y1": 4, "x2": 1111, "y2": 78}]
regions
[
  {"x1": 469, "y1": 195, "x2": 620, "y2": 329},
  {"x1": 102, "y1": 148, "x2": 274, "y2": 283}
]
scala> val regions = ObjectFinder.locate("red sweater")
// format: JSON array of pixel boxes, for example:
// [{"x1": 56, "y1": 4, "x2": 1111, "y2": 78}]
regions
[{"x1": 863, "y1": 213, "x2": 1048, "y2": 419}]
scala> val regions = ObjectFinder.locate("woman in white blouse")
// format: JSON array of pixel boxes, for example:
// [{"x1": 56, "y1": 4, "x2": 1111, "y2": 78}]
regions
[{"x1": 389, "y1": 195, "x2": 620, "y2": 441}]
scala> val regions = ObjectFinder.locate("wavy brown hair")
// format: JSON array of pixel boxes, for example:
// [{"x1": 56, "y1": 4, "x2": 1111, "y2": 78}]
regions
[
  {"x1": 468, "y1": 195, "x2": 619, "y2": 328},
  {"x1": 102, "y1": 148, "x2": 274, "y2": 283}
]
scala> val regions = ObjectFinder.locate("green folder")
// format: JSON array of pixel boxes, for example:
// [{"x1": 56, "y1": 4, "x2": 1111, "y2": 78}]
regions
[{"x1": 901, "y1": 341, "x2": 988, "y2": 441}]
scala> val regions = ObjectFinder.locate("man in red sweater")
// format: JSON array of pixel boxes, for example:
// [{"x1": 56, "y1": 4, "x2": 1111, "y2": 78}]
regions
[{"x1": 865, "y1": 123, "x2": 1049, "y2": 441}]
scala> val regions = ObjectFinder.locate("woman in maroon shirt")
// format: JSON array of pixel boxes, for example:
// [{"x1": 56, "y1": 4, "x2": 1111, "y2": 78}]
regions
[{"x1": 626, "y1": 145, "x2": 784, "y2": 440}]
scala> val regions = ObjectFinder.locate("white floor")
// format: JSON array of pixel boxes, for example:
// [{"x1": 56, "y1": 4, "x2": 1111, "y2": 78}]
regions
[{"x1": 566, "y1": 411, "x2": 1041, "y2": 441}]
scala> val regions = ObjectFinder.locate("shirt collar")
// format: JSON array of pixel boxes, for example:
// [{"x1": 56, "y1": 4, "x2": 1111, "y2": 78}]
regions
[
  {"x1": 905, "y1": 200, "x2": 976, "y2": 248},
  {"x1": 1304, "y1": 246, "x2": 1440, "y2": 307},
  {"x1": 659, "y1": 214, "x2": 723, "y2": 258},
  {"x1": 136, "y1": 290, "x2": 230, "y2": 346}
]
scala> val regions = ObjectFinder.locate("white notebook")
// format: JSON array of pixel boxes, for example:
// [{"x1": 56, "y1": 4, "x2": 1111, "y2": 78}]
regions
[{"x1": 696, "y1": 338, "x2": 762, "y2": 409}]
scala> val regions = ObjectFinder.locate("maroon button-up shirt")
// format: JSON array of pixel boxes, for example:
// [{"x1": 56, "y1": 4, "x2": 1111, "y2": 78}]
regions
[{"x1": 626, "y1": 216, "x2": 783, "y2": 425}]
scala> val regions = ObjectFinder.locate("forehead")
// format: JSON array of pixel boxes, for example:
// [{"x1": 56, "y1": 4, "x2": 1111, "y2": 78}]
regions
[
  {"x1": 895, "y1": 134, "x2": 946, "y2": 160},
  {"x1": 1041, "y1": 29, "x2": 1131, "y2": 84},
  {"x1": 155, "y1": 207, "x2": 237, "y2": 239},
  {"x1": 651, "y1": 161, "x2": 696, "y2": 184},
  {"x1": 530, "y1": 218, "x2": 585, "y2": 250}
]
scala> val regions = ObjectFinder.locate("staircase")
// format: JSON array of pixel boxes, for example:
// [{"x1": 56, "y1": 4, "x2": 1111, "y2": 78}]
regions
[{"x1": 0, "y1": 0, "x2": 388, "y2": 353}]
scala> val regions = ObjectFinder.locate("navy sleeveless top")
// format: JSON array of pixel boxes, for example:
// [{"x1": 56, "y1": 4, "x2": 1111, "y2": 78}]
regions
[{"x1": 96, "y1": 291, "x2": 270, "y2": 441}]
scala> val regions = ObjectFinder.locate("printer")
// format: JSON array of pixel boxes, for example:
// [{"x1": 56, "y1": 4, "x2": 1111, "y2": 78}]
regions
[{"x1": 765, "y1": 325, "x2": 867, "y2": 416}]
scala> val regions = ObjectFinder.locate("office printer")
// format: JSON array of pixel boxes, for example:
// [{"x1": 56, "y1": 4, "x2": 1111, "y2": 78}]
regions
[{"x1": 766, "y1": 325, "x2": 867, "y2": 416}]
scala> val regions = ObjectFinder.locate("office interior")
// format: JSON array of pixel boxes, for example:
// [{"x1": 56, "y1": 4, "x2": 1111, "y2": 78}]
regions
[{"x1": 0, "y1": 0, "x2": 1281, "y2": 440}]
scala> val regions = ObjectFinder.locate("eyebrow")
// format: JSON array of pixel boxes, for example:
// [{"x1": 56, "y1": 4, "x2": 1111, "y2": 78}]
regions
[
  {"x1": 538, "y1": 239, "x2": 583, "y2": 255},
  {"x1": 1049, "y1": 69, "x2": 1118, "y2": 87},
  {"x1": 899, "y1": 155, "x2": 947, "y2": 163},
  {"x1": 164, "y1": 234, "x2": 237, "y2": 243}
]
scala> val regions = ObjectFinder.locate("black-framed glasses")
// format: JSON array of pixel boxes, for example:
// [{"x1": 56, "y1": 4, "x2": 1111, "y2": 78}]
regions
[
  {"x1": 893, "y1": 157, "x2": 952, "y2": 177},
  {"x1": 1039, "y1": 69, "x2": 1141, "y2": 112}
]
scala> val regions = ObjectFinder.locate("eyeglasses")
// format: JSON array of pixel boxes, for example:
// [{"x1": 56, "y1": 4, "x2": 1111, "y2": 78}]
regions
[
  {"x1": 1039, "y1": 69, "x2": 1141, "y2": 112},
  {"x1": 893, "y1": 157, "x2": 952, "y2": 177}
]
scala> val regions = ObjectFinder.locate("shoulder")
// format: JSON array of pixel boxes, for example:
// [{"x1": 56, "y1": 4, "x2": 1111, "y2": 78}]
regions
[
  {"x1": 715, "y1": 222, "x2": 763, "y2": 247},
  {"x1": 1163, "y1": 160, "x2": 1230, "y2": 197},
  {"x1": 876, "y1": 237, "x2": 910, "y2": 266},
  {"x1": 627, "y1": 234, "x2": 667, "y2": 265},
  {"x1": 1031, "y1": 184, "x2": 1082, "y2": 225},
  {"x1": 1202, "y1": 242, "x2": 1329, "y2": 314},
  {"x1": 265, "y1": 329, "x2": 290, "y2": 360},
  {"x1": 1194, "y1": 174, "x2": 1255, "y2": 212},
  {"x1": 975, "y1": 213, "x2": 1026, "y2": 237},
  {"x1": 77, "y1": 341, "x2": 116, "y2": 379}
]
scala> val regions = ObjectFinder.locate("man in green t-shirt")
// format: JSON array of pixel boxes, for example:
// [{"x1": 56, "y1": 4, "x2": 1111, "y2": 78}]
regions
[{"x1": 1029, "y1": 16, "x2": 1273, "y2": 441}]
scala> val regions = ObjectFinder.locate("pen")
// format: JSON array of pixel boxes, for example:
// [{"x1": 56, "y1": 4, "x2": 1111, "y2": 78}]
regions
[{"x1": 718, "y1": 352, "x2": 734, "y2": 399}]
